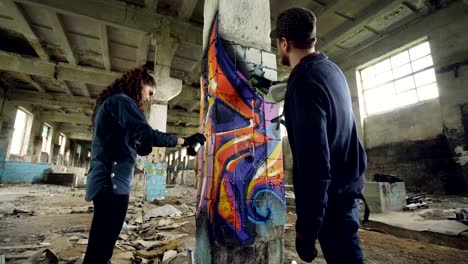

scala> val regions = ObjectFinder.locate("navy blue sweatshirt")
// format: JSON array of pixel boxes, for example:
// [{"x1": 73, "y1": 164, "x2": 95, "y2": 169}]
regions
[
  {"x1": 284, "y1": 52, "x2": 367, "y2": 239},
  {"x1": 86, "y1": 93, "x2": 178, "y2": 202}
]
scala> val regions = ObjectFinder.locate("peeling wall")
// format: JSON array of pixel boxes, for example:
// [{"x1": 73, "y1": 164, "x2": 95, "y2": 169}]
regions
[
  {"x1": 339, "y1": 2, "x2": 468, "y2": 194},
  {"x1": 2, "y1": 161, "x2": 51, "y2": 183}
]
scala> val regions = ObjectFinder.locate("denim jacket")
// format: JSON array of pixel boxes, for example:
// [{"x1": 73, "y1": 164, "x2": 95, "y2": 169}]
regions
[{"x1": 85, "y1": 93, "x2": 178, "y2": 201}]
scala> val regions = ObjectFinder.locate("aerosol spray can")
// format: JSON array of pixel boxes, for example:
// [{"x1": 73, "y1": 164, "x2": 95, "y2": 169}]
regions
[
  {"x1": 187, "y1": 142, "x2": 201, "y2": 156},
  {"x1": 187, "y1": 248, "x2": 194, "y2": 264}
]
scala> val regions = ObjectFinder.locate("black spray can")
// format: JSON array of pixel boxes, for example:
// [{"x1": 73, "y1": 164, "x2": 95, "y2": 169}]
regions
[{"x1": 187, "y1": 142, "x2": 201, "y2": 156}]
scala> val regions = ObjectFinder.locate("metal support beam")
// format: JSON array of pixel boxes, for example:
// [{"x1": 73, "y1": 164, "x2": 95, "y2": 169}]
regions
[{"x1": 2, "y1": 0, "x2": 49, "y2": 60}]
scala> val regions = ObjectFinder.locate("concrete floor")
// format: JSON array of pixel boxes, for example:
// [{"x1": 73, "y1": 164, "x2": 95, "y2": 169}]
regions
[{"x1": 1, "y1": 183, "x2": 468, "y2": 264}]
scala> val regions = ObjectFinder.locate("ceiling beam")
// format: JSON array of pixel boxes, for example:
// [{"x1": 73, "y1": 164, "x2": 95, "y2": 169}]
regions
[
  {"x1": 99, "y1": 24, "x2": 111, "y2": 71},
  {"x1": 52, "y1": 112, "x2": 198, "y2": 136},
  {"x1": 77, "y1": 83, "x2": 90, "y2": 97},
  {"x1": 189, "y1": 101, "x2": 200, "y2": 112},
  {"x1": 40, "y1": 111, "x2": 91, "y2": 125},
  {"x1": 47, "y1": 11, "x2": 77, "y2": 65},
  {"x1": 0, "y1": 50, "x2": 121, "y2": 85},
  {"x1": 0, "y1": 50, "x2": 55, "y2": 76},
  {"x1": 315, "y1": 0, "x2": 342, "y2": 18},
  {"x1": 68, "y1": 133, "x2": 92, "y2": 141},
  {"x1": 319, "y1": 0, "x2": 406, "y2": 52},
  {"x1": 58, "y1": 123, "x2": 90, "y2": 134},
  {"x1": 2, "y1": 0, "x2": 49, "y2": 60},
  {"x1": 15, "y1": 0, "x2": 203, "y2": 45},
  {"x1": 57, "y1": 62, "x2": 120, "y2": 86},
  {"x1": 22, "y1": 74, "x2": 45, "y2": 92},
  {"x1": 10, "y1": 90, "x2": 198, "y2": 122},
  {"x1": 166, "y1": 109, "x2": 198, "y2": 126},
  {"x1": 166, "y1": 125, "x2": 197, "y2": 136},
  {"x1": 8, "y1": 89, "x2": 95, "y2": 109},
  {"x1": 136, "y1": 33, "x2": 150, "y2": 66},
  {"x1": 59, "y1": 81, "x2": 73, "y2": 96},
  {"x1": 168, "y1": 85, "x2": 200, "y2": 101}
]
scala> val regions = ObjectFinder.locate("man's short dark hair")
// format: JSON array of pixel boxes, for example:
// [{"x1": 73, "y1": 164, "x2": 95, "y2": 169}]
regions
[{"x1": 274, "y1": 7, "x2": 317, "y2": 49}]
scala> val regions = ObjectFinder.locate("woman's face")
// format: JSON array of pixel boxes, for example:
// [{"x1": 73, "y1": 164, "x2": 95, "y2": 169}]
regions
[{"x1": 141, "y1": 84, "x2": 155, "y2": 104}]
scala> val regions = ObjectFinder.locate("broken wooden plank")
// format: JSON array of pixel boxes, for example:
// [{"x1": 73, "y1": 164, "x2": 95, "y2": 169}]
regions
[
  {"x1": 135, "y1": 239, "x2": 182, "y2": 259},
  {"x1": 5, "y1": 250, "x2": 37, "y2": 260},
  {"x1": 0, "y1": 244, "x2": 48, "y2": 251}
]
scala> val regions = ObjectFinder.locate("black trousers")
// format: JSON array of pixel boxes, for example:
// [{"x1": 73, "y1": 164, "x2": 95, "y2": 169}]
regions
[
  {"x1": 83, "y1": 186, "x2": 129, "y2": 264},
  {"x1": 318, "y1": 200, "x2": 364, "y2": 264}
]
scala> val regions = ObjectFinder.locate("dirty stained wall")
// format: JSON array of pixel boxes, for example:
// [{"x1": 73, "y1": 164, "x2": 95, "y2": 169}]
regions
[{"x1": 340, "y1": 2, "x2": 468, "y2": 194}]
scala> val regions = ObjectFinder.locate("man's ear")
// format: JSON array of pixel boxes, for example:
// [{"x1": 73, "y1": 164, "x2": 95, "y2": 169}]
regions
[{"x1": 280, "y1": 37, "x2": 290, "y2": 52}]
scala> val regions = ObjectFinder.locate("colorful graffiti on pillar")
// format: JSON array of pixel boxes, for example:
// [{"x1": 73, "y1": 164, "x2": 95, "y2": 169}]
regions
[{"x1": 196, "y1": 15, "x2": 285, "y2": 245}]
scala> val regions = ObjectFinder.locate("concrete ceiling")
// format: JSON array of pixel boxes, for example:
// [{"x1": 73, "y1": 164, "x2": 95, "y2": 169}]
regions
[{"x1": 0, "y1": 0, "x2": 442, "y2": 142}]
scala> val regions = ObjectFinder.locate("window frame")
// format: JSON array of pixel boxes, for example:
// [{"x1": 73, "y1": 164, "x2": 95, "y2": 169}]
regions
[{"x1": 357, "y1": 39, "x2": 438, "y2": 117}]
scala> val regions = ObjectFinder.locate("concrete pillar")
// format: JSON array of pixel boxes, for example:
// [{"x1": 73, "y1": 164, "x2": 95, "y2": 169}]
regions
[
  {"x1": 50, "y1": 125, "x2": 60, "y2": 164},
  {"x1": 0, "y1": 119, "x2": 13, "y2": 182},
  {"x1": 145, "y1": 102, "x2": 172, "y2": 201},
  {"x1": 196, "y1": 1, "x2": 285, "y2": 263},
  {"x1": 29, "y1": 112, "x2": 43, "y2": 163}
]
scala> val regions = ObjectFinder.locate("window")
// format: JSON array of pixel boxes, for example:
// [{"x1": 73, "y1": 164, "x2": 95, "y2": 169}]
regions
[
  {"x1": 58, "y1": 133, "x2": 66, "y2": 155},
  {"x1": 10, "y1": 109, "x2": 29, "y2": 155},
  {"x1": 359, "y1": 41, "x2": 438, "y2": 116},
  {"x1": 41, "y1": 123, "x2": 52, "y2": 153}
]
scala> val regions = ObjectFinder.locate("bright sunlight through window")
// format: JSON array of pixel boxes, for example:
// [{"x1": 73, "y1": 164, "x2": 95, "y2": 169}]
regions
[
  {"x1": 359, "y1": 41, "x2": 438, "y2": 116},
  {"x1": 10, "y1": 109, "x2": 28, "y2": 155}
]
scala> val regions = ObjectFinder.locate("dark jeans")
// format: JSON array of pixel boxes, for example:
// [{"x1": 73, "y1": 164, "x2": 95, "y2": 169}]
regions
[
  {"x1": 318, "y1": 200, "x2": 364, "y2": 264},
  {"x1": 83, "y1": 186, "x2": 129, "y2": 264}
]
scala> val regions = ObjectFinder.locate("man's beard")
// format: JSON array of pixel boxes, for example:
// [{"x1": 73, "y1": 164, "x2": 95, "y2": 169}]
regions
[{"x1": 281, "y1": 53, "x2": 290, "y2": 67}]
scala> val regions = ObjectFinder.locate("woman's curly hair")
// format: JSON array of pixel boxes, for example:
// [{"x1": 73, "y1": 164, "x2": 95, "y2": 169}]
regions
[{"x1": 91, "y1": 67, "x2": 155, "y2": 127}]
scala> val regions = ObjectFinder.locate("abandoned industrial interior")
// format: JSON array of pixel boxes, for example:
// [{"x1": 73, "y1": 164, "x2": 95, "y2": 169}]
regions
[{"x1": 0, "y1": 0, "x2": 467, "y2": 263}]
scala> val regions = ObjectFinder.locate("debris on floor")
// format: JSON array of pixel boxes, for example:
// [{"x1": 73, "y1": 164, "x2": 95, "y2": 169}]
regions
[
  {"x1": 1, "y1": 183, "x2": 468, "y2": 264},
  {"x1": 0, "y1": 183, "x2": 198, "y2": 263}
]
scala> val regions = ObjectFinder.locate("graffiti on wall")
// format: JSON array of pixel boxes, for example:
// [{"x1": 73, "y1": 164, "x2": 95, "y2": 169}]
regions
[{"x1": 196, "y1": 15, "x2": 285, "y2": 245}]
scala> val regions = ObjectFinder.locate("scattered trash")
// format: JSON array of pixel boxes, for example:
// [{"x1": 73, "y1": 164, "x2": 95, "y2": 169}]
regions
[
  {"x1": 448, "y1": 209, "x2": 468, "y2": 225},
  {"x1": 25, "y1": 248, "x2": 59, "y2": 264},
  {"x1": 76, "y1": 239, "x2": 88, "y2": 245},
  {"x1": 135, "y1": 240, "x2": 165, "y2": 250},
  {"x1": 122, "y1": 221, "x2": 129, "y2": 231},
  {"x1": 158, "y1": 221, "x2": 189, "y2": 230},
  {"x1": 63, "y1": 225, "x2": 86, "y2": 233},
  {"x1": 0, "y1": 202, "x2": 15, "y2": 215},
  {"x1": 404, "y1": 194, "x2": 429, "y2": 211},
  {"x1": 162, "y1": 250, "x2": 177, "y2": 263},
  {"x1": 144, "y1": 205, "x2": 182, "y2": 220}
]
